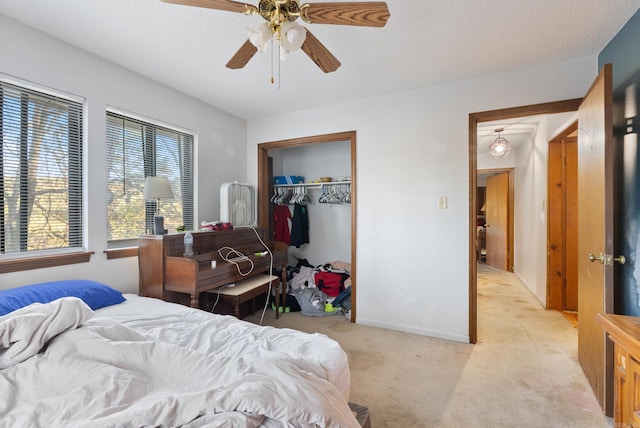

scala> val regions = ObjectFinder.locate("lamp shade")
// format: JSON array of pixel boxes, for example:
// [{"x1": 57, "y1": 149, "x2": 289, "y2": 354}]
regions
[
  {"x1": 143, "y1": 176, "x2": 175, "y2": 201},
  {"x1": 489, "y1": 128, "x2": 511, "y2": 159},
  {"x1": 280, "y1": 21, "x2": 306, "y2": 52},
  {"x1": 248, "y1": 23, "x2": 272, "y2": 52}
]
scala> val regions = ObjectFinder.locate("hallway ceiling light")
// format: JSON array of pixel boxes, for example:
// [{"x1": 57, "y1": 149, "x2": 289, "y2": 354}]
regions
[{"x1": 489, "y1": 128, "x2": 511, "y2": 158}]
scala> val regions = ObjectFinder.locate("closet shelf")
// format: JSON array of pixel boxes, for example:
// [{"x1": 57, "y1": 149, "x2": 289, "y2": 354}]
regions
[{"x1": 273, "y1": 180, "x2": 351, "y2": 189}]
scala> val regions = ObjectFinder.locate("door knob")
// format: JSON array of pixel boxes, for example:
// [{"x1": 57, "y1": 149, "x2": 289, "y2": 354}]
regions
[
  {"x1": 589, "y1": 253, "x2": 626, "y2": 265},
  {"x1": 589, "y1": 253, "x2": 605, "y2": 264}
]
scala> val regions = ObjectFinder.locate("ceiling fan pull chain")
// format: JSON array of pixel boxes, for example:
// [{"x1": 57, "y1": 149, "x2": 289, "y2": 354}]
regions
[{"x1": 270, "y1": 38, "x2": 275, "y2": 84}]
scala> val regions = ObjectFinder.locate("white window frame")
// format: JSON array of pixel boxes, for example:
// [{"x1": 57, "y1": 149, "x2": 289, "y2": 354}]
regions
[
  {"x1": 105, "y1": 107, "x2": 195, "y2": 249},
  {"x1": 0, "y1": 74, "x2": 86, "y2": 261}
]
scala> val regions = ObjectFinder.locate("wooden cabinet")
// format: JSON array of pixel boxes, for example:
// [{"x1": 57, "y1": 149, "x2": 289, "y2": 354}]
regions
[
  {"x1": 597, "y1": 313, "x2": 640, "y2": 427},
  {"x1": 138, "y1": 228, "x2": 287, "y2": 314}
]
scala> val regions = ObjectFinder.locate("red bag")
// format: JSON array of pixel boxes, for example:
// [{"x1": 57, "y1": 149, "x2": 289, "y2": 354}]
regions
[{"x1": 314, "y1": 271, "x2": 349, "y2": 297}]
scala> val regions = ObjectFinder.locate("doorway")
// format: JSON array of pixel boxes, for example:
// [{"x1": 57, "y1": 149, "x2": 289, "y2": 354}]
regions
[
  {"x1": 468, "y1": 99, "x2": 582, "y2": 344},
  {"x1": 479, "y1": 169, "x2": 514, "y2": 271},
  {"x1": 257, "y1": 131, "x2": 358, "y2": 322},
  {"x1": 547, "y1": 120, "x2": 579, "y2": 314}
]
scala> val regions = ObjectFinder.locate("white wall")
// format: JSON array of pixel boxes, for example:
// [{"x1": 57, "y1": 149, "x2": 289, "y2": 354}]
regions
[
  {"x1": 0, "y1": 15, "x2": 246, "y2": 292},
  {"x1": 513, "y1": 113, "x2": 577, "y2": 305},
  {"x1": 270, "y1": 141, "x2": 352, "y2": 267},
  {"x1": 513, "y1": 123, "x2": 549, "y2": 304},
  {"x1": 246, "y1": 57, "x2": 598, "y2": 342},
  {"x1": 478, "y1": 151, "x2": 516, "y2": 170}
]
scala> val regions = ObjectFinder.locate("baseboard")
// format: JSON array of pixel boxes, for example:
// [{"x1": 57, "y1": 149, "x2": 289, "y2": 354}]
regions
[
  {"x1": 513, "y1": 271, "x2": 546, "y2": 307},
  {"x1": 356, "y1": 317, "x2": 470, "y2": 343}
]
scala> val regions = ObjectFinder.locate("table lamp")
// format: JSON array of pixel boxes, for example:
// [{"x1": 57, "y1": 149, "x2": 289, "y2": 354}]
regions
[{"x1": 144, "y1": 176, "x2": 175, "y2": 235}]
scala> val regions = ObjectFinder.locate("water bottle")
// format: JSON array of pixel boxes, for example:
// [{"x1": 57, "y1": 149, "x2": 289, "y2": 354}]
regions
[{"x1": 184, "y1": 232, "x2": 193, "y2": 257}]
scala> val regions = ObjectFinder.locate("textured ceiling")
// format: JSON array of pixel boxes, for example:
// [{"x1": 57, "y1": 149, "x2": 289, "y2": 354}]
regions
[{"x1": 1, "y1": 0, "x2": 639, "y2": 120}]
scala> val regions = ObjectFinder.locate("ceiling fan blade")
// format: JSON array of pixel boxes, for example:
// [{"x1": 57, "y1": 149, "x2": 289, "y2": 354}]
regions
[
  {"x1": 161, "y1": 0, "x2": 257, "y2": 14},
  {"x1": 300, "y1": 30, "x2": 341, "y2": 73},
  {"x1": 300, "y1": 2, "x2": 390, "y2": 27},
  {"x1": 226, "y1": 40, "x2": 259, "y2": 69}
]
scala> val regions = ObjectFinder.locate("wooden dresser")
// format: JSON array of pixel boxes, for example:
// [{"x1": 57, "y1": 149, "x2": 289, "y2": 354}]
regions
[
  {"x1": 596, "y1": 313, "x2": 640, "y2": 427},
  {"x1": 138, "y1": 227, "x2": 287, "y2": 314}
]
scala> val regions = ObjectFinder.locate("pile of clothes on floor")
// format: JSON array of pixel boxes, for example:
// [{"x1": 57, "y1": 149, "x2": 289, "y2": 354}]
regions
[{"x1": 279, "y1": 259, "x2": 352, "y2": 317}]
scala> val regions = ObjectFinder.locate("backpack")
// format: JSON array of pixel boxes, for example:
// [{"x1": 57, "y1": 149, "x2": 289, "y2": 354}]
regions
[{"x1": 314, "y1": 271, "x2": 349, "y2": 297}]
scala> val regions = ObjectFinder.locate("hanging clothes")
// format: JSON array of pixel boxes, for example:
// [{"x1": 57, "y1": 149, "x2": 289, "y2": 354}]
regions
[
  {"x1": 290, "y1": 203, "x2": 309, "y2": 248},
  {"x1": 273, "y1": 204, "x2": 291, "y2": 245}
]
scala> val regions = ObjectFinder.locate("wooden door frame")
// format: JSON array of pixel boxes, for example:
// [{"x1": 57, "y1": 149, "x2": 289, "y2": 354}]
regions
[
  {"x1": 469, "y1": 99, "x2": 582, "y2": 344},
  {"x1": 257, "y1": 131, "x2": 358, "y2": 322},
  {"x1": 479, "y1": 168, "x2": 515, "y2": 272}
]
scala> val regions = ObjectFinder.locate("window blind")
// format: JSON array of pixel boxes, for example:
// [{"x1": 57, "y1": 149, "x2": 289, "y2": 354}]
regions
[
  {"x1": 106, "y1": 111, "x2": 194, "y2": 247},
  {"x1": 0, "y1": 80, "x2": 83, "y2": 255}
]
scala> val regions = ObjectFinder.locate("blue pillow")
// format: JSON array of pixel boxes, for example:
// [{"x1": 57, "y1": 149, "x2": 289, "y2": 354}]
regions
[{"x1": 0, "y1": 280, "x2": 126, "y2": 316}]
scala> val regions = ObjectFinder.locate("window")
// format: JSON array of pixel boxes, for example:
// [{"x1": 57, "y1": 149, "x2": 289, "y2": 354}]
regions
[
  {"x1": 0, "y1": 78, "x2": 83, "y2": 257},
  {"x1": 106, "y1": 111, "x2": 194, "y2": 248}
]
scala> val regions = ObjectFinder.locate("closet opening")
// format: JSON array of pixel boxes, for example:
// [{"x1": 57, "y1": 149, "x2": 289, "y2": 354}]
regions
[{"x1": 257, "y1": 131, "x2": 357, "y2": 322}]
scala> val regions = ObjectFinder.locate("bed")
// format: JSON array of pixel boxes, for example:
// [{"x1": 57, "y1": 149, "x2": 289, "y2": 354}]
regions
[{"x1": 0, "y1": 280, "x2": 360, "y2": 427}]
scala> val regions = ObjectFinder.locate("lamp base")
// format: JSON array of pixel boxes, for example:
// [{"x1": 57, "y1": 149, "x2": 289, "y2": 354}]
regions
[{"x1": 154, "y1": 215, "x2": 165, "y2": 235}]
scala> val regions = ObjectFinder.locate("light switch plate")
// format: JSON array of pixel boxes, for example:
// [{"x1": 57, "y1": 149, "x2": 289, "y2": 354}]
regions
[{"x1": 439, "y1": 196, "x2": 448, "y2": 209}]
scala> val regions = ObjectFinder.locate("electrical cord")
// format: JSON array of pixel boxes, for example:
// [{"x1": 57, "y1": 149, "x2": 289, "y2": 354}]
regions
[
  {"x1": 218, "y1": 246, "x2": 254, "y2": 276},
  {"x1": 214, "y1": 226, "x2": 275, "y2": 325},
  {"x1": 242, "y1": 226, "x2": 274, "y2": 326},
  {"x1": 209, "y1": 288, "x2": 221, "y2": 314}
]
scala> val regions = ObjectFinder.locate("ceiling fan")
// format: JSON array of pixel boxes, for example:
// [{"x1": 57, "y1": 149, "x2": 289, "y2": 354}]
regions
[{"x1": 161, "y1": 0, "x2": 390, "y2": 73}]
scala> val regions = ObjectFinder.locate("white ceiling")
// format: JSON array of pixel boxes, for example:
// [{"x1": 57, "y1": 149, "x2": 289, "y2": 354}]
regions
[
  {"x1": 477, "y1": 112, "x2": 578, "y2": 156},
  {"x1": 477, "y1": 117, "x2": 541, "y2": 155},
  {"x1": 1, "y1": 0, "x2": 639, "y2": 120}
]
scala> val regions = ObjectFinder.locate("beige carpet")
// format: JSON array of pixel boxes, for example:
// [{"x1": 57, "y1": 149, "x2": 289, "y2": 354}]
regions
[{"x1": 245, "y1": 264, "x2": 613, "y2": 427}]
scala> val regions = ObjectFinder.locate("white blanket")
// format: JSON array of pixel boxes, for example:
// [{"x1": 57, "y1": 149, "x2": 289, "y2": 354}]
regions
[
  {"x1": 0, "y1": 297, "x2": 93, "y2": 369},
  {"x1": 0, "y1": 311, "x2": 359, "y2": 427},
  {"x1": 95, "y1": 294, "x2": 351, "y2": 400}
]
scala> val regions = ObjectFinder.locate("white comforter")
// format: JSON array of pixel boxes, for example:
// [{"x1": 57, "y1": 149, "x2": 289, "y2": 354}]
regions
[
  {"x1": 0, "y1": 297, "x2": 359, "y2": 428},
  {"x1": 94, "y1": 295, "x2": 350, "y2": 401}
]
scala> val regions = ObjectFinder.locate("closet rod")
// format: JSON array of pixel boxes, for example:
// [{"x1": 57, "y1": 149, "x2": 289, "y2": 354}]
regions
[{"x1": 273, "y1": 180, "x2": 350, "y2": 189}]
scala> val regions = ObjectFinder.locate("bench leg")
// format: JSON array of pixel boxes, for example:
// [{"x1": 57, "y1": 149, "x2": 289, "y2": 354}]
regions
[
  {"x1": 189, "y1": 294, "x2": 199, "y2": 308},
  {"x1": 275, "y1": 284, "x2": 280, "y2": 320},
  {"x1": 233, "y1": 297, "x2": 241, "y2": 318}
]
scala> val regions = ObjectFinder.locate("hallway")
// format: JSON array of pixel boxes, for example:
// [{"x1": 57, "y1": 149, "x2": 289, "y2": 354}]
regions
[{"x1": 460, "y1": 263, "x2": 612, "y2": 427}]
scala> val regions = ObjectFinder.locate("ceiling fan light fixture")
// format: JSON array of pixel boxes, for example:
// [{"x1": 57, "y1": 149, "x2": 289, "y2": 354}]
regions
[
  {"x1": 489, "y1": 128, "x2": 512, "y2": 159},
  {"x1": 248, "y1": 23, "x2": 272, "y2": 52},
  {"x1": 281, "y1": 21, "x2": 306, "y2": 51},
  {"x1": 280, "y1": 47, "x2": 291, "y2": 62}
]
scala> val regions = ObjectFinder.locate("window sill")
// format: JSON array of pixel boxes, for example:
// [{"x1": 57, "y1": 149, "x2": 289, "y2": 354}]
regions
[
  {"x1": 104, "y1": 247, "x2": 138, "y2": 260},
  {"x1": 0, "y1": 251, "x2": 95, "y2": 274}
]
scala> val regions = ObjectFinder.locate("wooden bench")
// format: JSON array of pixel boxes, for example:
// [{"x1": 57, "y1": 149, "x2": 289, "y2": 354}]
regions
[{"x1": 209, "y1": 274, "x2": 280, "y2": 319}]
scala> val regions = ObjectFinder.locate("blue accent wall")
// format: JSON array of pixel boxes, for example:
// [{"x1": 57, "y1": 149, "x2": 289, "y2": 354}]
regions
[
  {"x1": 599, "y1": 9, "x2": 640, "y2": 88},
  {"x1": 599, "y1": 9, "x2": 640, "y2": 315}
]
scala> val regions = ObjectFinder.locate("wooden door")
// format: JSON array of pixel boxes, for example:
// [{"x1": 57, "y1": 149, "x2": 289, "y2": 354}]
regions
[
  {"x1": 485, "y1": 172, "x2": 509, "y2": 270},
  {"x1": 577, "y1": 63, "x2": 614, "y2": 414},
  {"x1": 547, "y1": 133, "x2": 578, "y2": 312}
]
